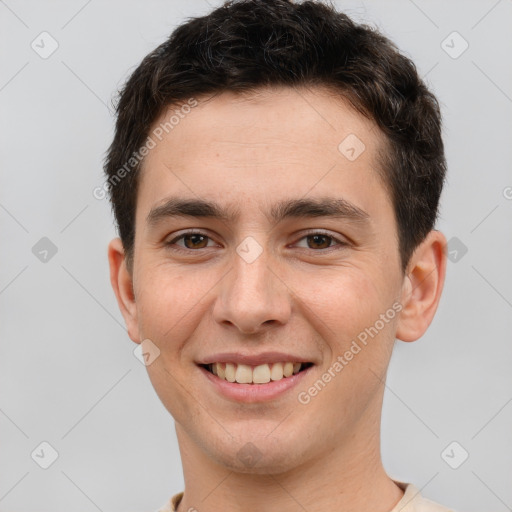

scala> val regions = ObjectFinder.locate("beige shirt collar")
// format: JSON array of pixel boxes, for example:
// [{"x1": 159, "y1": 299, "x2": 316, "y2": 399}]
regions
[{"x1": 158, "y1": 480, "x2": 455, "y2": 512}]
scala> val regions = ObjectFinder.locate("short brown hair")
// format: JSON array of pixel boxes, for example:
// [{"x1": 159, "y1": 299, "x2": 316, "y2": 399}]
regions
[{"x1": 103, "y1": 0, "x2": 446, "y2": 273}]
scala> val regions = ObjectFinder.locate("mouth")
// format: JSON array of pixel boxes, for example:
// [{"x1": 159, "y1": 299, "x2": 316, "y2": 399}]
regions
[
  {"x1": 198, "y1": 361, "x2": 314, "y2": 385},
  {"x1": 198, "y1": 361, "x2": 315, "y2": 402}
]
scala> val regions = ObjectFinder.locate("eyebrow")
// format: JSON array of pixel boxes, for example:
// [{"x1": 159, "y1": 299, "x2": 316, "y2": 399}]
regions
[{"x1": 146, "y1": 196, "x2": 371, "y2": 228}]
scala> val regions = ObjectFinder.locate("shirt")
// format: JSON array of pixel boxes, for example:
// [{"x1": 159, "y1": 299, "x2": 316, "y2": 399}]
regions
[{"x1": 155, "y1": 479, "x2": 456, "y2": 511}]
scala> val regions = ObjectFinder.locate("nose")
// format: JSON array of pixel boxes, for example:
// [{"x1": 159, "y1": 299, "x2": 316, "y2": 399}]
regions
[{"x1": 212, "y1": 243, "x2": 292, "y2": 334}]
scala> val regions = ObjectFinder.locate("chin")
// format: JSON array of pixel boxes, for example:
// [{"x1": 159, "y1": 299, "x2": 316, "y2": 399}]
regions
[
  {"x1": 217, "y1": 447, "x2": 304, "y2": 475},
  {"x1": 206, "y1": 430, "x2": 308, "y2": 476}
]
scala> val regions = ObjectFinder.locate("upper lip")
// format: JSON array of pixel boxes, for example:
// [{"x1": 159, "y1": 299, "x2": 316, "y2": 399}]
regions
[{"x1": 196, "y1": 351, "x2": 314, "y2": 366}]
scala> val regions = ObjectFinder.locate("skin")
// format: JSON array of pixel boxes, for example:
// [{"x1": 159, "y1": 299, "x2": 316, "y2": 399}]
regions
[{"x1": 108, "y1": 86, "x2": 447, "y2": 512}]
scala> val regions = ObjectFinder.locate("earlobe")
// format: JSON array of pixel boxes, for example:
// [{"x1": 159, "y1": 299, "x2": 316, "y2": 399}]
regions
[
  {"x1": 107, "y1": 238, "x2": 140, "y2": 344},
  {"x1": 395, "y1": 230, "x2": 447, "y2": 343}
]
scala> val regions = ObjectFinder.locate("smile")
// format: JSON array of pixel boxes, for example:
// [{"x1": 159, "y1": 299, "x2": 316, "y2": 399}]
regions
[
  {"x1": 200, "y1": 362, "x2": 314, "y2": 384},
  {"x1": 198, "y1": 361, "x2": 315, "y2": 403}
]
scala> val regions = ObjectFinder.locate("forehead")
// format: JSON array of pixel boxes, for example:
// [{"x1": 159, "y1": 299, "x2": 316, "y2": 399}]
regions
[{"x1": 136, "y1": 86, "x2": 390, "y2": 222}]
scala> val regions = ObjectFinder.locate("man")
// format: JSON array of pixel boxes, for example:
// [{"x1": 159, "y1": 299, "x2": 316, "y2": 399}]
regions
[{"x1": 104, "y1": 1, "x2": 453, "y2": 510}]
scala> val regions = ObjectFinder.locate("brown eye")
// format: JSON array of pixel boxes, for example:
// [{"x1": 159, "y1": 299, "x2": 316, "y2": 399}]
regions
[
  {"x1": 181, "y1": 234, "x2": 209, "y2": 249},
  {"x1": 294, "y1": 231, "x2": 348, "y2": 251},
  {"x1": 306, "y1": 234, "x2": 333, "y2": 249},
  {"x1": 166, "y1": 231, "x2": 215, "y2": 251}
]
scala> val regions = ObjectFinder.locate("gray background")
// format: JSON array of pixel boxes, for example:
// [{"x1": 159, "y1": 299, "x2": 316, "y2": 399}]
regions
[{"x1": 1, "y1": 0, "x2": 511, "y2": 510}]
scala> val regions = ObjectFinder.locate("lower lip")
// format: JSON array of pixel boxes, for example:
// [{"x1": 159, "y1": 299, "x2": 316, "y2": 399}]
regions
[{"x1": 198, "y1": 365, "x2": 314, "y2": 403}]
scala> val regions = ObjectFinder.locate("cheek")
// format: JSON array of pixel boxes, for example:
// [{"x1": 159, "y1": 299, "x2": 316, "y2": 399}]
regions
[
  {"x1": 134, "y1": 268, "x2": 209, "y2": 420},
  {"x1": 134, "y1": 266, "x2": 208, "y2": 345},
  {"x1": 292, "y1": 264, "x2": 399, "y2": 382},
  {"x1": 297, "y1": 270, "x2": 398, "y2": 425},
  {"x1": 294, "y1": 265, "x2": 390, "y2": 332}
]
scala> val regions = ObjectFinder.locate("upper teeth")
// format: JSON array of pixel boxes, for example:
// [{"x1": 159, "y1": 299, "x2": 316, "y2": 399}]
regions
[{"x1": 210, "y1": 362, "x2": 303, "y2": 384}]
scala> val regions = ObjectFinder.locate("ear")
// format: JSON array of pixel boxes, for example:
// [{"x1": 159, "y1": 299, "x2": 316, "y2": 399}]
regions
[
  {"x1": 395, "y1": 230, "x2": 447, "y2": 342},
  {"x1": 107, "y1": 238, "x2": 140, "y2": 344}
]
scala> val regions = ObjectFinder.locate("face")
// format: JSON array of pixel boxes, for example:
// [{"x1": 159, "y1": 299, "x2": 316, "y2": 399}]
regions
[{"x1": 110, "y1": 86, "x2": 440, "y2": 475}]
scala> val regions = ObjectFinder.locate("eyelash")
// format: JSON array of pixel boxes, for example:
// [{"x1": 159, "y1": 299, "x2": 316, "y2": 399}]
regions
[{"x1": 165, "y1": 230, "x2": 348, "y2": 253}]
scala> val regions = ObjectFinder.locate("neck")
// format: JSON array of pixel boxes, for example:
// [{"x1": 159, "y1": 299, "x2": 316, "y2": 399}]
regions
[{"x1": 173, "y1": 419, "x2": 403, "y2": 512}]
